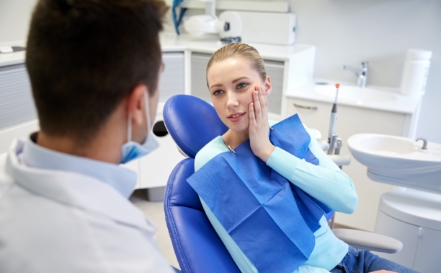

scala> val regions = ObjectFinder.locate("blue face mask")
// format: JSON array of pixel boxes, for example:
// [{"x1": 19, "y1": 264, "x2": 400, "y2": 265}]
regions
[{"x1": 120, "y1": 92, "x2": 159, "y2": 164}]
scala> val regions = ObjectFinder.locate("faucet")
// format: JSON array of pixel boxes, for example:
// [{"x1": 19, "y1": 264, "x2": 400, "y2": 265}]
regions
[
  {"x1": 343, "y1": 61, "x2": 368, "y2": 88},
  {"x1": 416, "y1": 137, "x2": 428, "y2": 150}
]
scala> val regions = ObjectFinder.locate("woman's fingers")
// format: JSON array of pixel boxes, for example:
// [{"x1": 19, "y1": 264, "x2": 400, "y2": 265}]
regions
[
  {"x1": 248, "y1": 85, "x2": 275, "y2": 162},
  {"x1": 259, "y1": 85, "x2": 268, "y2": 120},
  {"x1": 253, "y1": 85, "x2": 268, "y2": 122},
  {"x1": 253, "y1": 89, "x2": 261, "y2": 122},
  {"x1": 249, "y1": 102, "x2": 255, "y2": 125}
]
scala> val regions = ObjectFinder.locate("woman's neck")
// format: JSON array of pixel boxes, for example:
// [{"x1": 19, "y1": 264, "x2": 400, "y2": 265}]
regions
[{"x1": 222, "y1": 129, "x2": 249, "y2": 149}]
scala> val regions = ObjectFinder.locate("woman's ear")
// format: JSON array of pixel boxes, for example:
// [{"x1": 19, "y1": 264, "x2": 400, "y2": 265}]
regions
[
  {"x1": 264, "y1": 76, "x2": 272, "y2": 95},
  {"x1": 127, "y1": 84, "x2": 147, "y2": 126}
]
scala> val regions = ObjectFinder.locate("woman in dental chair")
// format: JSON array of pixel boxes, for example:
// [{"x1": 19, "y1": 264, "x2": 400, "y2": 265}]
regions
[{"x1": 187, "y1": 43, "x2": 417, "y2": 273}]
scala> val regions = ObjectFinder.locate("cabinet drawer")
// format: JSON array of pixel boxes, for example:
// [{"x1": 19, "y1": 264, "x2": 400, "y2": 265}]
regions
[{"x1": 287, "y1": 98, "x2": 332, "y2": 135}]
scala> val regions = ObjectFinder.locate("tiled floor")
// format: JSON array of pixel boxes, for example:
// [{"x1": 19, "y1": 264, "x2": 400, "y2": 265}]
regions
[{"x1": 130, "y1": 190, "x2": 180, "y2": 269}]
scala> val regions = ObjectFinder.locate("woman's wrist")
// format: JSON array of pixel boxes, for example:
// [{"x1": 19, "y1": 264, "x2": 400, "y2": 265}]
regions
[{"x1": 257, "y1": 143, "x2": 275, "y2": 163}]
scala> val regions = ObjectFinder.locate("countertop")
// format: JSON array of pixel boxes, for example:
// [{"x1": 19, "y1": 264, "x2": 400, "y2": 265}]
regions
[
  {"x1": 0, "y1": 33, "x2": 313, "y2": 67},
  {"x1": 1, "y1": 34, "x2": 419, "y2": 114},
  {"x1": 159, "y1": 33, "x2": 313, "y2": 60},
  {"x1": 286, "y1": 79, "x2": 421, "y2": 114},
  {"x1": 0, "y1": 40, "x2": 26, "y2": 67}
]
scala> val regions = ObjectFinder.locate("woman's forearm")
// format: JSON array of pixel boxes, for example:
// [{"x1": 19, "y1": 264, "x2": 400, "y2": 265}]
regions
[{"x1": 266, "y1": 138, "x2": 358, "y2": 214}]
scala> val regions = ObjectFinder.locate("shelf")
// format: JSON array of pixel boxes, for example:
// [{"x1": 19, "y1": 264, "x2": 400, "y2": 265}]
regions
[{"x1": 180, "y1": 0, "x2": 289, "y2": 13}]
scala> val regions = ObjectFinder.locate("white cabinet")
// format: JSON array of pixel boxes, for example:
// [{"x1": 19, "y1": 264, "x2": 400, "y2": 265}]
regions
[
  {"x1": 413, "y1": 227, "x2": 441, "y2": 273},
  {"x1": 286, "y1": 97, "x2": 416, "y2": 231},
  {"x1": 136, "y1": 109, "x2": 185, "y2": 190},
  {"x1": 190, "y1": 53, "x2": 211, "y2": 103},
  {"x1": 158, "y1": 52, "x2": 185, "y2": 103},
  {"x1": 374, "y1": 210, "x2": 420, "y2": 269},
  {"x1": 0, "y1": 64, "x2": 36, "y2": 131},
  {"x1": 374, "y1": 191, "x2": 441, "y2": 273},
  {"x1": 132, "y1": 52, "x2": 186, "y2": 190}
]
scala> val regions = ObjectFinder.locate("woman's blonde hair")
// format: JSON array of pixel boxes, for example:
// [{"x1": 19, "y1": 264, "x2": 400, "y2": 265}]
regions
[{"x1": 206, "y1": 43, "x2": 267, "y2": 83}]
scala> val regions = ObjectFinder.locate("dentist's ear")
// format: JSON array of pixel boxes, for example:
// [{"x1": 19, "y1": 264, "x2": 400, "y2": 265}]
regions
[
  {"x1": 127, "y1": 84, "x2": 148, "y2": 126},
  {"x1": 264, "y1": 76, "x2": 272, "y2": 95}
]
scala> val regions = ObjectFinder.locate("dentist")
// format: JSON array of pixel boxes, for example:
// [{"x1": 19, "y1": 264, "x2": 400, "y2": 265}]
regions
[{"x1": 0, "y1": 0, "x2": 176, "y2": 272}]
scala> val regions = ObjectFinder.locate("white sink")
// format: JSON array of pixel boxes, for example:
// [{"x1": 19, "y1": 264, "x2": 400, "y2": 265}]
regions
[
  {"x1": 315, "y1": 85, "x2": 396, "y2": 103},
  {"x1": 348, "y1": 134, "x2": 441, "y2": 193}
]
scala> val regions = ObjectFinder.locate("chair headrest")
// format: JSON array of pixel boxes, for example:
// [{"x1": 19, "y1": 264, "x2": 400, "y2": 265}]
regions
[{"x1": 163, "y1": 95, "x2": 228, "y2": 158}]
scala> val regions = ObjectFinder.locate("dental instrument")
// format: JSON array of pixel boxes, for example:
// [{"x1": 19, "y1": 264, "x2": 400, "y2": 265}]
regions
[{"x1": 327, "y1": 83, "x2": 339, "y2": 155}]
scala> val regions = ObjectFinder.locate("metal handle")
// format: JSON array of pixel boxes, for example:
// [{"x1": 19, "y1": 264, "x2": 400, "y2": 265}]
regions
[{"x1": 293, "y1": 103, "x2": 318, "y2": 110}]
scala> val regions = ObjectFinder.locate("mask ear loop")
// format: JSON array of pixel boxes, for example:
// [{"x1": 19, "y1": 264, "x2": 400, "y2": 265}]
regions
[{"x1": 127, "y1": 114, "x2": 132, "y2": 142}]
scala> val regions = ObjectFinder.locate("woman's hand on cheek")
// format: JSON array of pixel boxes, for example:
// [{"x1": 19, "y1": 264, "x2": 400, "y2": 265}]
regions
[{"x1": 248, "y1": 85, "x2": 275, "y2": 162}]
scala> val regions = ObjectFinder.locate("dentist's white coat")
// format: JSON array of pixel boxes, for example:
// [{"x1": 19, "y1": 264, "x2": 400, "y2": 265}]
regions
[{"x1": 0, "y1": 140, "x2": 174, "y2": 273}]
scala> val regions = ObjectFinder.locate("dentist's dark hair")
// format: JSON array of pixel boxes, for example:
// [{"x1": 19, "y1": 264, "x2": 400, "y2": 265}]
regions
[{"x1": 26, "y1": 0, "x2": 168, "y2": 143}]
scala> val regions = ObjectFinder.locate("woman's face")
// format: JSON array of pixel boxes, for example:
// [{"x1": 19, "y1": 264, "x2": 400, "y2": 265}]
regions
[{"x1": 207, "y1": 57, "x2": 271, "y2": 133}]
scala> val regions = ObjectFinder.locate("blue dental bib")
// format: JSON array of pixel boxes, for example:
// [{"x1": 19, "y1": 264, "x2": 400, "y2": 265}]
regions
[{"x1": 187, "y1": 114, "x2": 331, "y2": 273}]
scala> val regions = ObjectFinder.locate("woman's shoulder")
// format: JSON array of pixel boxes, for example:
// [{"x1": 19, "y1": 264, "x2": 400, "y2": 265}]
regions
[{"x1": 194, "y1": 136, "x2": 229, "y2": 171}]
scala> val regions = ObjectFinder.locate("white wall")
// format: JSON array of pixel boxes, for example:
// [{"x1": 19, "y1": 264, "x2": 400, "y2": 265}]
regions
[
  {"x1": 0, "y1": 0, "x2": 37, "y2": 42},
  {"x1": 288, "y1": 0, "x2": 441, "y2": 143},
  {"x1": 2, "y1": 0, "x2": 440, "y2": 143}
]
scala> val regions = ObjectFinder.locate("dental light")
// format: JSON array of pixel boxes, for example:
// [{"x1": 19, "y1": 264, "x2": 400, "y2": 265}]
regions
[{"x1": 183, "y1": 0, "x2": 242, "y2": 42}]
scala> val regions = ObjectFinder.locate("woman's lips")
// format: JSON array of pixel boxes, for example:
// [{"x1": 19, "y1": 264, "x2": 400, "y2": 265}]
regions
[{"x1": 227, "y1": 112, "x2": 246, "y2": 122}]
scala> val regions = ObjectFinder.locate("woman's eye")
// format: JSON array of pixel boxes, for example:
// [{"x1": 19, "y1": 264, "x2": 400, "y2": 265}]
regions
[
  {"x1": 237, "y1": 83, "x2": 248, "y2": 89},
  {"x1": 213, "y1": 90, "x2": 224, "y2": 96}
]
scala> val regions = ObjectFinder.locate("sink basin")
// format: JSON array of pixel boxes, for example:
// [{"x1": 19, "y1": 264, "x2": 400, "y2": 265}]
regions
[
  {"x1": 315, "y1": 85, "x2": 396, "y2": 103},
  {"x1": 348, "y1": 134, "x2": 441, "y2": 193}
]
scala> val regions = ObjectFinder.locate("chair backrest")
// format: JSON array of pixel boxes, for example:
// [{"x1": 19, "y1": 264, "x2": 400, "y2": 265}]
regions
[
  {"x1": 163, "y1": 95, "x2": 239, "y2": 273},
  {"x1": 163, "y1": 94, "x2": 228, "y2": 158}
]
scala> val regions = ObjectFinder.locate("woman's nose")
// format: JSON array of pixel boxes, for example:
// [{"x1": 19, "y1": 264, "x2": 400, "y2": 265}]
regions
[{"x1": 226, "y1": 92, "x2": 238, "y2": 108}]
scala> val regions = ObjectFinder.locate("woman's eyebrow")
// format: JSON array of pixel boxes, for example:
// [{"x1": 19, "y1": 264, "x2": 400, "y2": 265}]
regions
[
  {"x1": 232, "y1": 77, "x2": 249, "y2": 83},
  {"x1": 210, "y1": 83, "x2": 223, "y2": 89},
  {"x1": 209, "y1": 77, "x2": 249, "y2": 89}
]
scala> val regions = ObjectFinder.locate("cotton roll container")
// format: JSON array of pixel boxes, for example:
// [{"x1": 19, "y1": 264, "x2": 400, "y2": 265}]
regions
[{"x1": 400, "y1": 49, "x2": 432, "y2": 97}]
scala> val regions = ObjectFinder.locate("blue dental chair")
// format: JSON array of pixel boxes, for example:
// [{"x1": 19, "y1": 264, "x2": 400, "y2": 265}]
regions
[
  {"x1": 162, "y1": 95, "x2": 239, "y2": 273},
  {"x1": 163, "y1": 95, "x2": 402, "y2": 273}
]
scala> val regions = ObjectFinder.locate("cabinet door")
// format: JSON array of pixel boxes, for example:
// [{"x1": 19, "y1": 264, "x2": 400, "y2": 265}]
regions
[
  {"x1": 137, "y1": 113, "x2": 185, "y2": 189},
  {"x1": 190, "y1": 53, "x2": 211, "y2": 102},
  {"x1": 159, "y1": 52, "x2": 185, "y2": 103},
  {"x1": 0, "y1": 64, "x2": 36, "y2": 130},
  {"x1": 264, "y1": 60, "x2": 284, "y2": 115},
  {"x1": 287, "y1": 98, "x2": 406, "y2": 231},
  {"x1": 374, "y1": 210, "x2": 419, "y2": 269},
  {"x1": 413, "y1": 227, "x2": 441, "y2": 273}
]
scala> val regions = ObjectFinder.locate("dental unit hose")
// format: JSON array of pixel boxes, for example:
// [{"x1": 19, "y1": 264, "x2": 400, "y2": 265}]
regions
[{"x1": 328, "y1": 83, "x2": 340, "y2": 145}]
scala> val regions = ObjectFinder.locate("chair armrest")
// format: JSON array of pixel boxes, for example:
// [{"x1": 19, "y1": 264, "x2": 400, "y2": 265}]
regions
[
  {"x1": 327, "y1": 155, "x2": 351, "y2": 166},
  {"x1": 332, "y1": 228, "x2": 403, "y2": 254},
  {"x1": 319, "y1": 140, "x2": 329, "y2": 152}
]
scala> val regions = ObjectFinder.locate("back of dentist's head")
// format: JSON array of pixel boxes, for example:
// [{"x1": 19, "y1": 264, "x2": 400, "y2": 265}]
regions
[{"x1": 26, "y1": 0, "x2": 168, "y2": 144}]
